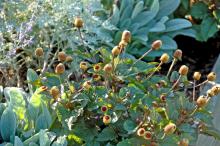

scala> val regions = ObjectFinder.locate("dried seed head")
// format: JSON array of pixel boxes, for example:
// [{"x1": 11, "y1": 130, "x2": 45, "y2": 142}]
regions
[
  {"x1": 164, "y1": 123, "x2": 176, "y2": 134},
  {"x1": 80, "y1": 61, "x2": 88, "y2": 71},
  {"x1": 196, "y1": 96, "x2": 208, "y2": 107},
  {"x1": 103, "y1": 64, "x2": 113, "y2": 73},
  {"x1": 151, "y1": 40, "x2": 162, "y2": 50},
  {"x1": 103, "y1": 115, "x2": 111, "y2": 124},
  {"x1": 93, "y1": 74, "x2": 101, "y2": 81},
  {"x1": 173, "y1": 49, "x2": 182, "y2": 60},
  {"x1": 193, "y1": 72, "x2": 201, "y2": 81},
  {"x1": 160, "y1": 94, "x2": 166, "y2": 102},
  {"x1": 66, "y1": 56, "x2": 73, "y2": 62},
  {"x1": 207, "y1": 72, "x2": 216, "y2": 81},
  {"x1": 35, "y1": 47, "x2": 44, "y2": 57},
  {"x1": 178, "y1": 138, "x2": 189, "y2": 146},
  {"x1": 179, "y1": 65, "x2": 189, "y2": 76},
  {"x1": 137, "y1": 128, "x2": 145, "y2": 136},
  {"x1": 74, "y1": 17, "x2": 83, "y2": 28},
  {"x1": 55, "y1": 63, "x2": 65, "y2": 74},
  {"x1": 93, "y1": 64, "x2": 102, "y2": 72},
  {"x1": 58, "y1": 51, "x2": 67, "y2": 62},
  {"x1": 143, "y1": 131, "x2": 152, "y2": 140},
  {"x1": 121, "y1": 30, "x2": 131, "y2": 43},
  {"x1": 50, "y1": 86, "x2": 60, "y2": 100},
  {"x1": 101, "y1": 105, "x2": 108, "y2": 112},
  {"x1": 160, "y1": 53, "x2": 170, "y2": 63},
  {"x1": 83, "y1": 81, "x2": 91, "y2": 90},
  {"x1": 112, "y1": 46, "x2": 121, "y2": 56}
]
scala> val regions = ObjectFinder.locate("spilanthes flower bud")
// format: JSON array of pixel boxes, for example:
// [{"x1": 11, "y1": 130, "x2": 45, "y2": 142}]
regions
[
  {"x1": 179, "y1": 65, "x2": 189, "y2": 76},
  {"x1": 143, "y1": 131, "x2": 152, "y2": 140},
  {"x1": 39, "y1": 86, "x2": 48, "y2": 92},
  {"x1": 207, "y1": 89, "x2": 215, "y2": 97},
  {"x1": 74, "y1": 17, "x2": 83, "y2": 28},
  {"x1": 151, "y1": 40, "x2": 162, "y2": 50},
  {"x1": 193, "y1": 72, "x2": 201, "y2": 81},
  {"x1": 207, "y1": 72, "x2": 216, "y2": 81},
  {"x1": 55, "y1": 63, "x2": 65, "y2": 74},
  {"x1": 196, "y1": 96, "x2": 208, "y2": 107},
  {"x1": 211, "y1": 86, "x2": 220, "y2": 95},
  {"x1": 80, "y1": 61, "x2": 88, "y2": 71},
  {"x1": 137, "y1": 128, "x2": 145, "y2": 136},
  {"x1": 178, "y1": 138, "x2": 189, "y2": 146},
  {"x1": 121, "y1": 30, "x2": 131, "y2": 43},
  {"x1": 101, "y1": 105, "x2": 108, "y2": 112},
  {"x1": 118, "y1": 40, "x2": 128, "y2": 51},
  {"x1": 93, "y1": 74, "x2": 101, "y2": 81},
  {"x1": 112, "y1": 46, "x2": 121, "y2": 56},
  {"x1": 103, "y1": 64, "x2": 113, "y2": 73},
  {"x1": 103, "y1": 115, "x2": 111, "y2": 124},
  {"x1": 164, "y1": 123, "x2": 176, "y2": 134},
  {"x1": 35, "y1": 47, "x2": 44, "y2": 57},
  {"x1": 50, "y1": 86, "x2": 60, "y2": 100},
  {"x1": 93, "y1": 64, "x2": 102, "y2": 72},
  {"x1": 160, "y1": 94, "x2": 166, "y2": 102},
  {"x1": 160, "y1": 53, "x2": 169, "y2": 63},
  {"x1": 58, "y1": 51, "x2": 67, "y2": 62},
  {"x1": 83, "y1": 81, "x2": 91, "y2": 90},
  {"x1": 66, "y1": 56, "x2": 73, "y2": 62},
  {"x1": 173, "y1": 49, "x2": 182, "y2": 60}
]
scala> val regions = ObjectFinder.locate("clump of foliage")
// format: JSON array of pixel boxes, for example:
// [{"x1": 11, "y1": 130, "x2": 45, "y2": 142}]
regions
[
  {"x1": 0, "y1": 17, "x2": 220, "y2": 145},
  {"x1": 99, "y1": 0, "x2": 195, "y2": 58},
  {"x1": 0, "y1": 0, "x2": 106, "y2": 87},
  {"x1": 176, "y1": 0, "x2": 220, "y2": 41}
]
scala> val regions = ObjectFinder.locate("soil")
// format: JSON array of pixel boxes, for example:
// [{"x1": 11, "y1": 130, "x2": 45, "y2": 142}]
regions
[{"x1": 161, "y1": 32, "x2": 220, "y2": 81}]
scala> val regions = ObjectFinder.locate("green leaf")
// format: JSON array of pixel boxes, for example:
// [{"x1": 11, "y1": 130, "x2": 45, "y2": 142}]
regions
[
  {"x1": 14, "y1": 136, "x2": 24, "y2": 146},
  {"x1": 190, "y1": 2, "x2": 208, "y2": 19},
  {"x1": 131, "y1": 1, "x2": 144, "y2": 19},
  {"x1": 27, "y1": 91, "x2": 42, "y2": 120},
  {"x1": 200, "y1": 16, "x2": 218, "y2": 41},
  {"x1": 110, "y1": 5, "x2": 120, "y2": 25},
  {"x1": 157, "y1": 0, "x2": 180, "y2": 18},
  {"x1": 27, "y1": 69, "x2": 39, "y2": 93},
  {"x1": 4, "y1": 87, "x2": 26, "y2": 119},
  {"x1": 52, "y1": 136, "x2": 67, "y2": 146},
  {"x1": 165, "y1": 19, "x2": 192, "y2": 32},
  {"x1": 96, "y1": 127, "x2": 117, "y2": 141},
  {"x1": 0, "y1": 108, "x2": 16, "y2": 142},
  {"x1": 36, "y1": 114, "x2": 48, "y2": 132},
  {"x1": 123, "y1": 120, "x2": 137, "y2": 133},
  {"x1": 0, "y1": 85, "x2": 3, "y2": 101},
  {"x1": 23, "y1": 133, "x2": 39, "y2": 146},
  {"x1": 39, "y1": 130, "x2": 51, "y2": 146}
]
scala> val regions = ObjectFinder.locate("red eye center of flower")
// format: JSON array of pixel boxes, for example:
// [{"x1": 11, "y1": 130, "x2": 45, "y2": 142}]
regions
[
  {"x1": 102, "y1": 106, "x2": 107, "y2": 112},
  {"x1": 105, "y1": 115, "x2": 110, "y2": 120},
  {"x1": 140, "y1": 130, "x2": 145, "y2": 134},
  {"x1": 95, "y1": 66, "x2": 100, "y2": 69},
  {"x1": 145, "y1": 132, "x2": 151, "y2": 138},
  {"x1": 93, "y1": 75, "x2": 99, "y2": 78}
]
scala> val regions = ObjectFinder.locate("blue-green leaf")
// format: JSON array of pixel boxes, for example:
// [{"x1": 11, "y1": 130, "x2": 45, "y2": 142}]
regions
[
  {"x1": 165, "y1": 19, "x2": 192, "y2": 32},
  {"x1": 0, "y1": 108, "x2": 16, "y2": 142},
  {"x1": 157, "y1": 0, "x2": 180, "y2": 18}
]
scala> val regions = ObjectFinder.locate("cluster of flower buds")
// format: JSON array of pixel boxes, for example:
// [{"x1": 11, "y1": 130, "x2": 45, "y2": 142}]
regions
[{"x1": 111, "y1": 30, "x2": 131, "y2": 56}]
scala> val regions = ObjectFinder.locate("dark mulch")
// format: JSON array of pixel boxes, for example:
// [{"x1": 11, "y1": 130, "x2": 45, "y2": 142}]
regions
[{"x1": 161, "y1": 32, "x2": 220, "y2": 81}]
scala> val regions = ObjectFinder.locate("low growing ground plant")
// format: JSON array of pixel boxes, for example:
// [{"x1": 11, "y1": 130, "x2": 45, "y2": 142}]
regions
[{"x1": 0, "y1": 17, "x2": 220, "y2": 146}]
